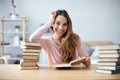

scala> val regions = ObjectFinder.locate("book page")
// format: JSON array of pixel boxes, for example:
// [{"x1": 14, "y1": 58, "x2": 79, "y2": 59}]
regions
[{"x1": 54, "y1": 57, "x2": 86, "y2": 69}]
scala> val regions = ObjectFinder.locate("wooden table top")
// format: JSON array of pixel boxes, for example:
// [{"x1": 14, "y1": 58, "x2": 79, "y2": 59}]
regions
[{"x1": 0, "y1": 64, "x2": 120, "y2": 80}]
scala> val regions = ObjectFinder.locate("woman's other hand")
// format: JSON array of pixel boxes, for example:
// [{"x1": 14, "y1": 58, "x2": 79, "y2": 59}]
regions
[
  {"x1": 49, "y1": 10, "x2": 56, "y2": 23},
  {"x1": 83, "y1": 57, "x2": 91, "y2": 67}
]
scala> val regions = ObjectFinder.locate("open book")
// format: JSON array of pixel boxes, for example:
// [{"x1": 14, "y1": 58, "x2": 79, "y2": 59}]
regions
[{"x1": 54, "y1": 57, "x2": 87, "y2": 69}]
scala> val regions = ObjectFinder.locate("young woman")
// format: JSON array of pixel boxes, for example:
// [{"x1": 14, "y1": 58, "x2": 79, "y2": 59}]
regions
[{"x1": 29, "y1": 10, "x2": 91, "y2": 67}]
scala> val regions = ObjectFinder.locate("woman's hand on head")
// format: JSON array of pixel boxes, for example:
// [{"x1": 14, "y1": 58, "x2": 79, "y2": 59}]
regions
[{"x1": 49, "y1": 10, "x2": 56, "y2": 23}]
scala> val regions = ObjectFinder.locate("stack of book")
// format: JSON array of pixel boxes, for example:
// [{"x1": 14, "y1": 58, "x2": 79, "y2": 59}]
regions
[
  {"x1": 96, "y1": 44, "x2": 120, "y2": 74},
  {"x1": 20, "y1": 41, "x2": 41, "y2": 70}
]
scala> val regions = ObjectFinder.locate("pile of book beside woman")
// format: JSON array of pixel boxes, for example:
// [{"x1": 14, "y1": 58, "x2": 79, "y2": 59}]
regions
[
  {"x1": 20, "y1": 41, "x2": 41, "y2": 70},
  {"x1": 96, "y1": 44, "x2": 120, "y2": 74}
]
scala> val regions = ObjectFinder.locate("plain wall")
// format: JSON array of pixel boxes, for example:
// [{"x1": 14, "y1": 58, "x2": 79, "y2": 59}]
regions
[{"x1": 0, "y1": 0, "x2": 120, "y2": 43}]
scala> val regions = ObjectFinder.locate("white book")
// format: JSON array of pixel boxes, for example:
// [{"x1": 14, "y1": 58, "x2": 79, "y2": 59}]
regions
[
  {"x1": 99, "y1": 58, "x2": 120, "y2": 62},
  {"x1": 97, "y1": 61, "x2": 120, "y2": 66},
  {"x1": 96, "y1": 69, "x2": 120, "y2": 74},
  {"x1": 97, "y1": 65, "x2": 120, "y2": 70},
  {"x1": 99, "y1": 54, "x2": 120, "y2": 58},
  {"x1": 98, "y1": 45, "x2": 120, "y2": 50},
  {"x1": 98, "y1": 50, "x2": 120, "y2": 54}
]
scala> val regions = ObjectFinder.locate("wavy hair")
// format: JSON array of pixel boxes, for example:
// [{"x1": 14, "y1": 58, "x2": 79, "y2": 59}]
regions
[{"x1": 51, "y1": 10, "x2": 81, "y2": 63}]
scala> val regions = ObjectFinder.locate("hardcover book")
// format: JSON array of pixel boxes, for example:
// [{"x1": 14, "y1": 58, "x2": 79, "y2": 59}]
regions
[
  {"x1": 97, "y1": 61, "x2": 120, "y2": 66},
  {"x1": 96, "y1": 69, "x2": 120, "y2": 74},
  {"x1": 98, "y1": 44, "x2": 120, "y2": 50},
  {"x1": 23, "y1": 49, "x2": 41, "y2": 53},
  {"x1": 98, "y1": 49, "x2": 120, "y2": 54},
  {"x1": 21, "y1": 45, "x2": 41, "y2": 50},
  {"x1": 97, "y1": 65, "x2": 120, "y2": 70},
  {"x1": 99, "y1": 54, "x2": 120, "y2": 58},
  {"x1": 23, "y1": 59, "x2": 39, "y2": 62},
  {"x1": 22, "y1": 55, "x2": 39, "y2": 60},
  {"x1": 22, "y1": 53, "x2": 40, "y2": 56},
  {"x1": 20, "y1": 66, "x2": 39, "y2": 70},
  {"x1": 23, "y1": 41, "x2": 41, "y2": 47},
  {"x1": 99, "y1": 58, "x2": 120, "y2": 62},
  {"x1": 20, "y1": 62, "x2": 38, "y2": 67}
]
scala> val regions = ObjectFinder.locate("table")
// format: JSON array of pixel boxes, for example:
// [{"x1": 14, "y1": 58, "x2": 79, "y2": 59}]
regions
[{"x1": 0, "y1": 64, "x2": 120, "y2": 80}]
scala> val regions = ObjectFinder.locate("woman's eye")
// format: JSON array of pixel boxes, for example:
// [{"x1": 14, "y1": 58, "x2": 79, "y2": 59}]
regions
[
  {"x1": 56, "y1": 22, "x2": 60, "y2": 25},
  {"x1": 63, "y1": 23, "x2": 67, "y2": 26}
]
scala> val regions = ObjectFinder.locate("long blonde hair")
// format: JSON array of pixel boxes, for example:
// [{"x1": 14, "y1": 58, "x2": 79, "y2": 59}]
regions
[{"x1": 51, "y1": 10, "x2": 80, "y2": 63}]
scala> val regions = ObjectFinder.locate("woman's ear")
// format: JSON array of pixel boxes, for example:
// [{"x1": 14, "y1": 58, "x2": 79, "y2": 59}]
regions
[
  {"x1": 50, "y1": 25, "x2": 54, "y2": 33},
  {"x1": 52, "y1": 23, "x2": 55, "y2": 28}
]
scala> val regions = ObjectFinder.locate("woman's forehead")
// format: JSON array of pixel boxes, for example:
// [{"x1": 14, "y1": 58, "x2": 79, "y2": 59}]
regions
[{"x1": 55, "y1": 15, "x2": 67, "y2": 23}]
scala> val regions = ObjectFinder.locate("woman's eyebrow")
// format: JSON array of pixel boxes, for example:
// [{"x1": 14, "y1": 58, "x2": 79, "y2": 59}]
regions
[{"x1": 56, "y1": 20, "x2": 67, "y2": 25}]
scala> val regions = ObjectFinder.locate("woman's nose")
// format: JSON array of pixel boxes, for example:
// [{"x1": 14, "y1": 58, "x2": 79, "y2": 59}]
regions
[{"x1": 59, "y1": 25, "x2": 63, "y2": 30}]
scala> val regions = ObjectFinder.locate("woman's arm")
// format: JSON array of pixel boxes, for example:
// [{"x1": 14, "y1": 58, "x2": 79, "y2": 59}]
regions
[
  {"x1": 29, "y1": 10, "x2": 56, "y2": 43},
  {"x1": 29, "y1": 22, "x2": 52, "y2": 43},
  {"x1": 77, "y1": 41, "x2": 91, "y2": 67}
]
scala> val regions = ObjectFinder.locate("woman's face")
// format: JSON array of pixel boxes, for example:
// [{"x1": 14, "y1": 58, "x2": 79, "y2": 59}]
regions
[{"x1": 53, "y1": 15, "x2": 68, "y2": 37}]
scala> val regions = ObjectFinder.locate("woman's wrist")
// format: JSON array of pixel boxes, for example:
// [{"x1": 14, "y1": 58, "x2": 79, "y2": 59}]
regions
[
  {"x1": 48, "y1": 20, "x2": 53, "y2": 25},
  {"x1": 43, "y1": 20, "x2": 53, "y2": 29}
]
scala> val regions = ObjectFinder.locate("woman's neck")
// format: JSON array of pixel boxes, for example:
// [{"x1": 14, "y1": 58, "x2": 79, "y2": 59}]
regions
[{"x1": 52, "y1": 34, "x2": 62, "y2": 46}]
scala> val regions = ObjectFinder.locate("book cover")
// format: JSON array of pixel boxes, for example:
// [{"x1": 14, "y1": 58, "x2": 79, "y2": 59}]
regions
[
  {"x1": 23, "y1": 59, "x2": 39, "y2": 62},
  {"x1": 22, "y1": 55, "x2": 39, "y2": 60},
  {"x1": 96, "y1": 69, "x2": 120, "y2": 74},
  {"x1": 23, "y1": 41, "x2": 41, "y2": 47},
  {"x1": 20, "y1": 66, "x2": 39, "y2": 70},
  {"x1": 20, "y1": 62, "x2": 38, "y2": 67},
  {"x1": 54, "y1": 57, "x2": 87, "y2": 69}
]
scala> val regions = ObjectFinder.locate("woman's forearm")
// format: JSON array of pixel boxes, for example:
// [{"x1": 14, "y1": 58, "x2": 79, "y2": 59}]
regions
[{"x1": 29, "y1": 21, "x2": 52, "y2": 42}]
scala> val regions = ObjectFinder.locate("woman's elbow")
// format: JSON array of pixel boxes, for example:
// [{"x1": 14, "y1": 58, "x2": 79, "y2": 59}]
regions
[
  {"x1": 29, "y1": 35, "x2": 36, "y2": 42},
  {"x1": 29, "y1": 35, "x2": 33, "y2": 42}
]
